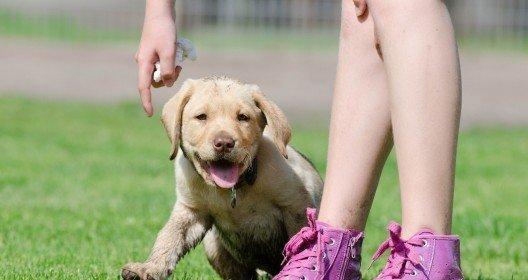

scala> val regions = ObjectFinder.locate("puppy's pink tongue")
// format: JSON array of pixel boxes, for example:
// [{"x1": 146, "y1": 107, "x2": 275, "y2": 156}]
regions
[{"x1": 209, "y1": 162, "x2": 239, "y2": 189}]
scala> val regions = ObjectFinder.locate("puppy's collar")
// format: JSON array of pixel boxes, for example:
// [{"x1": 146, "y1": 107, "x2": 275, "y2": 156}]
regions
[
  {"x1": 237, "y1": 157, "x2": 258, "y2": 188},
  {"x1": 229, "y1": 157, "x2": 257, "y2": 208}
]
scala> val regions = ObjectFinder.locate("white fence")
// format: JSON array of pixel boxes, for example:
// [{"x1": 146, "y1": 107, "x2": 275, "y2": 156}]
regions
[
  {"x1": 0, "y1": 0, "x2": 526, "y2": 47},
  {"x1": 451, "y1": 0, "x2": 528, "y2": 44},
  {"x1": 175, "y1": 0, "x2": 339, "y2": 30}
]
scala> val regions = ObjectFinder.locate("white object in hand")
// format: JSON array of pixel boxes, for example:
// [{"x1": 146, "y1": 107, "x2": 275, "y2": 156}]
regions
[{"x1": 153, "y1": 38, "x2": 197, "y2": 83}]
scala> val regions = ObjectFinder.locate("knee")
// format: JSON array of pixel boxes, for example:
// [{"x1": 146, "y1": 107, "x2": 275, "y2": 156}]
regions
[
  {"x1": 368, "y1": 0, "x2": 446, "y2": 27},
  {"x1": 340, "y1": 0, "x2": 361, "y2": 40},
  {"x1": 339, "y1": 1, "x2": 377, "y2": 50}
]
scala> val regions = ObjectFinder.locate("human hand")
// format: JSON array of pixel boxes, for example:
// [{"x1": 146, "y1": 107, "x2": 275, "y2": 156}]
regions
[{"x1": 135, "y1": 0, "x2": 180, "y2": 116}]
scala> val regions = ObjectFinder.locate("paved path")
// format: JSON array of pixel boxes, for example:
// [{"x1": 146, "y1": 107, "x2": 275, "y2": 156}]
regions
[{"x1": 1, "y1": 39, "x2": 527, "y2": 127}]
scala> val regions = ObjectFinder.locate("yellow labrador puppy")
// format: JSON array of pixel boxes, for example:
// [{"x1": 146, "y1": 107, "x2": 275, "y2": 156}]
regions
[{"x1": 122, "y1": 77, "x2": 323, "y2": 280}]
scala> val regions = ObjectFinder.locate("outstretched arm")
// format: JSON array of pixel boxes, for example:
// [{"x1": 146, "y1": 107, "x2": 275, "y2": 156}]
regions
[{"x1": 136, "y1": 0, "x2": 180, "y2": 116}]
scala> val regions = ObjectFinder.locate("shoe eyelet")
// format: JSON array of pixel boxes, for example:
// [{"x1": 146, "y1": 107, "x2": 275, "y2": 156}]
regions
[
  {"x1": 411, "y1": 270, "x2": 418, "y2": 276},
  {"x1": 422, "y1": 240, "x2": 429, "y2": 248},
  {"x1": 322, "y1": 252, "x2": 327, "y2": 259},
  {"x1": 311, "y1": 265, "x2": 317, "y2": 271},
  {"x1": 300, "y1": 276, "x2": 307, "y2": 280},
  {"x1": 328, "y1": 238, "x2": 335, "y2": 245},
  {"x1": 419, "y1": 254, "x2": 424, "y2": 263}
]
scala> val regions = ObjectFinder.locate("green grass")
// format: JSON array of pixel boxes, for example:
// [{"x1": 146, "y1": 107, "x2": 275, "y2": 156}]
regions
[
  {"x1": 0, "y1": 9, "x2": 138, "y2": 43},
  {"x1": 0, "y1": 97, "x2": 526, "y2": 279}
]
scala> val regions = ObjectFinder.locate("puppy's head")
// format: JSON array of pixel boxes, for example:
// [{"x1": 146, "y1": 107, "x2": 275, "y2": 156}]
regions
[{"x1": 162, "y1": 77, "x2": 291, "y2": 189}]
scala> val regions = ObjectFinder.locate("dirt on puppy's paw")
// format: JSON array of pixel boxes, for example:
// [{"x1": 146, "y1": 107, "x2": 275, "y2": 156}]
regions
[
  {"x1": 122, "y1": 262, "x2": 144, "y2": 280},
  {"x1": 121, "y1": 262, "x2": 168, "y2": 280},
  {"x1": 121, "y1": 269, "x2": 140, "y2": 280}
]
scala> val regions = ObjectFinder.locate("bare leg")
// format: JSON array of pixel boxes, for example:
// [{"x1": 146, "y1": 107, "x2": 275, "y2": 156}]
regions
[
  {"x1": 367, "y1": 0, "x2": 462, "y2": 238},
  {"x1": 318, "y1": 0, "x2": 392, "y2": 230}
]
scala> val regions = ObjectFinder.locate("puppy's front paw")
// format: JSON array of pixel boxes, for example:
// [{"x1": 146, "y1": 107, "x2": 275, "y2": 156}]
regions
[{"x1": 121, "y1": 262, "x2": 172, "y2": 280}]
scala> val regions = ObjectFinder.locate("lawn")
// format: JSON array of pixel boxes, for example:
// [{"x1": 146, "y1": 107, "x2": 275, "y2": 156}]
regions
[{"x1": 0, "y1": 97, "x2": 526, "y2": 279}]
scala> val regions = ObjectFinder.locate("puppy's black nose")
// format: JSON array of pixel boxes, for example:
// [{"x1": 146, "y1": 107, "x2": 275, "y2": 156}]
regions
[{"x1": 213, "y1": 136, "x2": 235, "y2": 153}]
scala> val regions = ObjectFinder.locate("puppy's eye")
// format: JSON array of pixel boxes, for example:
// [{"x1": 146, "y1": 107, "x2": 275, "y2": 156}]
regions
[
  {"x1": 195, "y1": 114, "x2": 207, "y2": 121},
  {"x1": 237, "y1": 114, "x2": 250, "y2": 122}
]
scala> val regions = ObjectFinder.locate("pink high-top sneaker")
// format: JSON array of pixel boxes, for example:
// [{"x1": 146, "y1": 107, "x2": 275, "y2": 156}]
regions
[
  {"x1": 273, "y1": 208, "x2": 364, "y2": 280},
  {"x1": 372, "y1": 222, "x2": 464, "y2": 280}
]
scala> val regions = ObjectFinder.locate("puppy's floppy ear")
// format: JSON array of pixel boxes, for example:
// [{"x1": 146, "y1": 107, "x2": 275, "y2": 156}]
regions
[
  {"x1": 161, "y1": 79, "x2": 196, "y2": 160},
  {"x1": 250, "y1": 85, "x2": 292, "y2": 158}
]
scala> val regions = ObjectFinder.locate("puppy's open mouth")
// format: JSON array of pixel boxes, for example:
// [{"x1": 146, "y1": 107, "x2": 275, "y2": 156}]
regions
[{"x1": 202, "y1": 159, "x2": 240, "y2": 189}]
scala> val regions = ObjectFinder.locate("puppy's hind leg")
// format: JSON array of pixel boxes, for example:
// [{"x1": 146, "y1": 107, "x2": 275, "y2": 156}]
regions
[{"x1": 203, "y1": 230, "x2": 258, "y2": 280}]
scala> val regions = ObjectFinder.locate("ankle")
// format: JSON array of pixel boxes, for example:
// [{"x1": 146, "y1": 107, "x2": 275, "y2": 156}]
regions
[
  {"x1": 401, "y1": 222, "x2": 451, "y2": 239},
  {"x1": 317, "y1": 212, "x2": 366, "y2": 232}
]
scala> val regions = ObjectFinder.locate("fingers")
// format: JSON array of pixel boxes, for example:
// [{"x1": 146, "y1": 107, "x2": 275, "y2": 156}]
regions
[
  {"x1": 135, "y1": 44, "x2": 179, "y2": 116},
  {"x1": 152, "y1": 65, "x2": 181, "y2": 89},
  {"x1": 159, "y1": 46, "x2": 176, "y2": 87},
  {"x1": 175, "y1": 65, "x2": 182, "y2": 81},
  {"x1": 138, "y1": 60, "x2": 155, "y2": 117},
  {"x1": 353, "y1": 0, "x2": 367, "y2": 16},
  {"x1": 152, "y1": 79, "x2": 164, "y2": 89}
]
